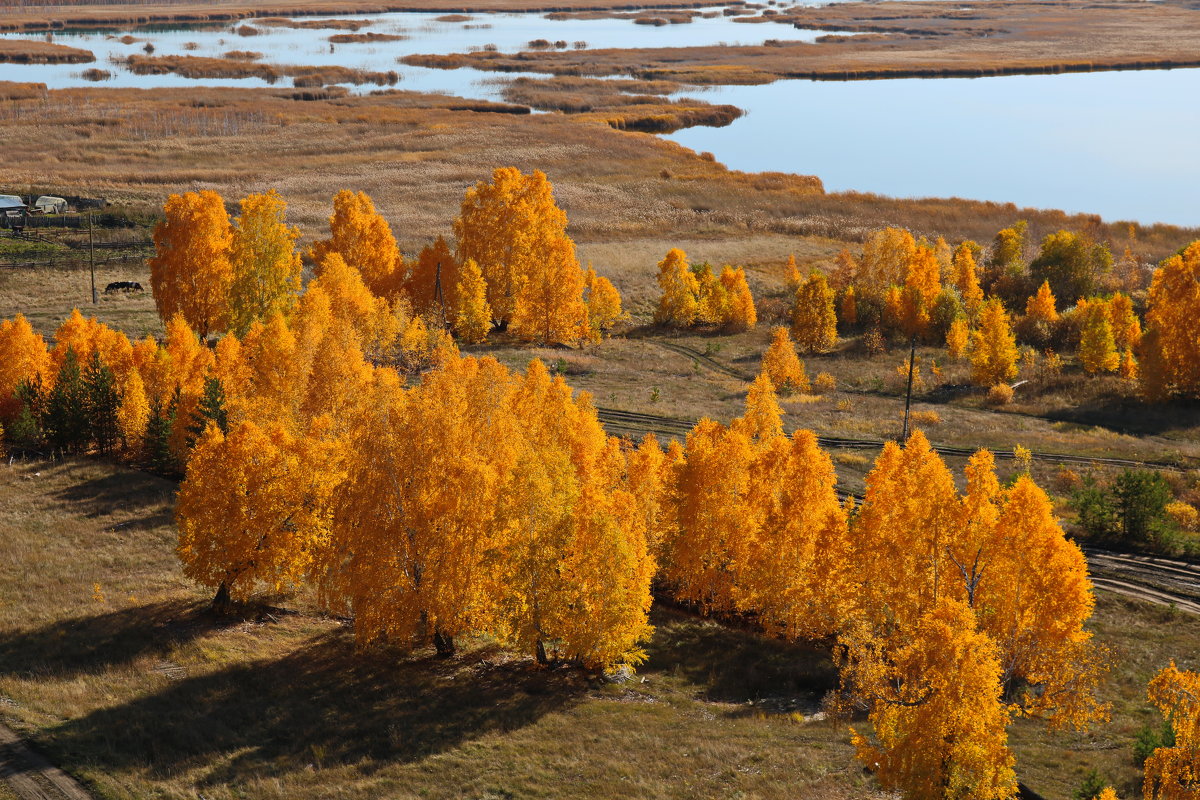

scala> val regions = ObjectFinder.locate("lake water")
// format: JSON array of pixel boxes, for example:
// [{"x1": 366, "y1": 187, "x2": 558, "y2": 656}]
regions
[
  {"x1": 666, "y1": 69, "x2": 1200, "y2": 227},
  {"x1": 0, "y1": 9, "x2": 841, "y2": 97},
  {"x1": 2, "y1": 8, "x2": 1197, "y2": 227}
]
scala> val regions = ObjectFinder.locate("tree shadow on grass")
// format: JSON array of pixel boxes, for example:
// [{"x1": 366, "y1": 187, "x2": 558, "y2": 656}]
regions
[
  {"x1": 1041, "y1": 394, "x2": 1200, "y2": 440},
  {"x1": 642, "y1": 606, "x2": 838, "y2": 710},
  {"x1": 50, "y1": 461, "x2": 175, "y2": 520},
  {"x1": 42, "y1": 630, "x2": 587, "y2": 787},
  {"x1": 0, "y1": 600, "x2": 238, "y2": 681}
]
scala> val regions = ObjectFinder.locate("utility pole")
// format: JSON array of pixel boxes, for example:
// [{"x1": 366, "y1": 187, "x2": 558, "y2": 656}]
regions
[
  {"x1": 88, "y1": 211, "x2": 97, "y2": 304},
  {"x1": 434, "y1": 260, "x2": 449, "y2": 329},
  {"x1": 901, "y1": 335, "x2": 916, "y2": 441}
]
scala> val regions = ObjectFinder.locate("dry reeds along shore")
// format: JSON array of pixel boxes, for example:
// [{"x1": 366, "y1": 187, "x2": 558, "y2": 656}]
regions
[
  {"x1": 121, "y1": 53, "x2": 399, "y2": 86},
  {"x1": 0, "y1": 37, "x2": 94, "y2": 64},
  {"x1": 399, "y1": 0, "x2": 1200, "y2": 86}
]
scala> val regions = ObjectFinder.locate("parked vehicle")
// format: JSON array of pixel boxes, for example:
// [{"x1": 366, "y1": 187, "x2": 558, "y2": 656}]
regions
[{"x1": 33, "y1": 195, "x2": 68, "y2": 214}]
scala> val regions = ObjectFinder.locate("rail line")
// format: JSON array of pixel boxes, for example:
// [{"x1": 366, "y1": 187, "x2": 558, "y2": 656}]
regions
[{"x1": 595, "y1": 406, "x2": 1186, "y2": 472}]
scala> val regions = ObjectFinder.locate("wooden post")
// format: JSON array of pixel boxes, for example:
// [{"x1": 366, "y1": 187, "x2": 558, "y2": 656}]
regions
[
  {"x1": 88, "y1": 211, "x2": 97, "y2": 304},
  {"x1": 901, "y1": 335, "x2": 916, "y2": 441}
]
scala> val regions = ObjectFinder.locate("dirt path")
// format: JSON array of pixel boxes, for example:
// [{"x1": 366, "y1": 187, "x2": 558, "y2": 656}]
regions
[{"x1": 0, "y1": 724, "x2": 92, "y2": 800}]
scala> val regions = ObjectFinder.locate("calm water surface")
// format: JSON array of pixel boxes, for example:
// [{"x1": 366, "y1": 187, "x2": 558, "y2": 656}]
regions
[
  {"x1": 666, "y1": 69, "x2": 1200, "y2": 227},
  {"x1": 2, "y1": 9, "x2": 1197, "y2": 226}
]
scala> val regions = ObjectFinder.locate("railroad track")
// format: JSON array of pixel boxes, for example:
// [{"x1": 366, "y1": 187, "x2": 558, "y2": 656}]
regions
[
  {"x1": 595, "y1": 406, "x2": 1186, "y2": 472},
  {"x1": 1082, "y1": 547, "x2": 1200, "y2": 613},
  {"x1": 655, "y1": 340, "x2": 754, "y2": 382}
]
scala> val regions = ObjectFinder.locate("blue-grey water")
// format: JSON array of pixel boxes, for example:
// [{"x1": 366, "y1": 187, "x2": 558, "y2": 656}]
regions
[
  {"x1": 666, "y1": 69, "x2": 1200, "y2": 227},
  {"x1": 1, "y1": 8, "x2": 1197, "y2": 226}
]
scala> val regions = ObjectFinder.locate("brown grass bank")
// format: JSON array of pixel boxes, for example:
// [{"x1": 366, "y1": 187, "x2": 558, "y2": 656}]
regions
[
  {"x1": 498, "y1": 75, "x2": 741, "y2": 132},
  {"x1": 122, "y1": 53, "x2": 399, "y2": 85},
  {"x1": 0, "y1": 38, "x2": 94, "y2": 64},
  {"x1": 0, "y1": 83, "x2": 1194, "y2": 270},
  {"x1": 327, "y1": 31, "x2": 407, "y2": 42}
]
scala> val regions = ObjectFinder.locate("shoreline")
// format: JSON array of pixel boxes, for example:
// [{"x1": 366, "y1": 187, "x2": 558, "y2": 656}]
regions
[{"x1": 0, "y1": 0, "x2": 728, "y2": 32}]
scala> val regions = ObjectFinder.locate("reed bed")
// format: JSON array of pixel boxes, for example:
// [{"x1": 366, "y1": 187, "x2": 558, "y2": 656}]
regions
[
  {"x1": 0, "y1": 38, "x2": 94, "y2": 64},
  {"x1": 122, "y1": 54, "x2": 400, "y2": 86}
]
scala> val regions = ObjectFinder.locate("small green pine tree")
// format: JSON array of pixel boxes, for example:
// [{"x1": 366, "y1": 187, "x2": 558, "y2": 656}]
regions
[
  {"x1": 42, "y1": 348, "x2": 89, "y2": 455},
  {"x1": 145, "y1": 390, "x2": 180, "y2": 476},
  {"x1": 186, "y1": 376, "x2": 228, "y2": 448},
  {"x1": 83, "y1": 351, "x2": 121, "y2": 455}
]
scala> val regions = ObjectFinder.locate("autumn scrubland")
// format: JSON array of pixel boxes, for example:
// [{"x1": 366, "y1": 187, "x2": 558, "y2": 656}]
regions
[
  {"x1": 4, "y1": 1, "x2": 1200, "y2": 793},
  {"x1": 3, "y1": 157, "x2": 1200, "y2": 799}
]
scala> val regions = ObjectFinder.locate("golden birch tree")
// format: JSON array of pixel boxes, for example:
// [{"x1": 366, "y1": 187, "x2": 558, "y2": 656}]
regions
[
  {"x1": 792, "y1": 271, "x2": 837, "y2": 354},
  {"x1": 761, "y1": 326, "x2": 809, "y2": 394},
  {"x1": 720, "y1": 265, "x2": 757, "y2": 331},
  {"x1": 584, "y1": 265, "x2": 627, "y2": 338},
  {"x1": 655, "y1": 248, "x2": 701, "y2": 326},
  {"x1": 0, "y1": 314, "x2": 51, "y2": 422},
  {"x1": 227, "y1": 190, "x2": 302, "y2": 337},
  {"x1": 309, "y1": 190, "x2": 405, "y2": 300},
  {"x1": 1143, "y1": 662, "x2": 1200, "y2": 800},
  {"x1": 509, "y1": 235, "x2": 589, "y2": 344},
  {"x1": 454, "y1": 258, "x2": 493, "y2": 344},
  {"x1": 971, "y1": 299, "x2": 1019, "y2": 386},
  {"x1": 149, "y1": 190, "x2": 234, "y2": 338}
]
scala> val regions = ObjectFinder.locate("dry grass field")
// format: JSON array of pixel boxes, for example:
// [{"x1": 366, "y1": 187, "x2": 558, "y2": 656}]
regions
[{"x1": 0, "y1": 443, "x2": 1195, "y2": 800}]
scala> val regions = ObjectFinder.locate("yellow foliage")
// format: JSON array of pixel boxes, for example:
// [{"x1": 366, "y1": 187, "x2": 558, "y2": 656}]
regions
[
  {"x1": 149, "y1": 190, "x2": 234, "y2": 338},
  {"x1": 859, "y1": 227, "x2": 916, "y2": 293},
  {"x1": 176, "y1": 421, "x2": 345, "y2": 603},
  {"x1": 1079, "y1": 300, "x2": 1120, "y2": 374},
  {"x1": 720, "y1": 265, "x2": 757, "y2": 331},
  {"x1": 694, "y1": 263, "x2": 729, "y2": 325},
  {"x1": 910, "y1": 409, "x2": 941, "y2": 427},
  {"x1": 1108, "y1": 292, "x2": 1142, "y2": 352},
  {"x1": 510, "y1": 233, "x2": 589, "y2": 345},
  {"x1": 971, "y1": 299, "x2": 1019, "y2": 387},
  {"x1": 1120, "y1": 348, "x2": 1139, "y2": 382},
  {"x1": 1142, "y1": 242, "x2": 1200, "y2": 401},
  {"x1": 654, "y1": 248, "x2": 700, "y2": 327},
  {"x1": 791, "y1": 271, "x2": 837, "y2": 354},
  {"x1": 813, "y1": 372, "x2": 837, "y2": 392},
  {"x1": 455, "y1": 167, "x2": 581, "y2": 329},
  {"x1": 740, "y1": 430, "x2": 851, "y2": 640},
  {"x1": 227, "y1": 190, "x2": 302, "y2": 337},
  {"x1": 406, "y1": 235, "x2": 459, "y2": 324},
  {"x1": 732, "y1": 372, "x2": 784, "y2": 444},
  {"x1": 947, "y1": 317, "x2": 969, "y2": 360},
  {"x1": 906, "y1": 240, "x2": 941, "y2": 308},
  {"x1": 953, "y1": 243, "x2": 984, "y2": 318},
  {"x1": 760, "y1": 327, "x2": 809, "y2": 394},
  {"x1": 1025, "y1": 280, "x2": 1059, "y2": 325},
  {"x1": 117, "y1": 369, "x2": 150, "y2": 449},
  {"x1": 454, "y1": 257, "x2": 492, "y2": 345},
  {"x1": 987, "y1": 383, "x2": 1014, "y2": 405},
  {"x1": 784, "y1": 253, "x2": 802, "y2": 294},
  {"x1": 0, "y1": 313, "x2": 51, "y2": 422},
  {"x1": 584, "y1": 265, "x2": 627, "y2": 338},
  {"x1": 845, "y1": 596, "x2": 1017, "y2": 800},
  {"x1": 840, "y1": 286, "x2": 858, "y2": 329},
  {"x1": 1144, "y1": 662, "x2": 1200, "y2": 799},
  {"x1": 309, "y1": 189, "x2": 405, "y2": 300},
  {"x1": 1166, "y1": 501, "x2": 1199, "y2": 532}
]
